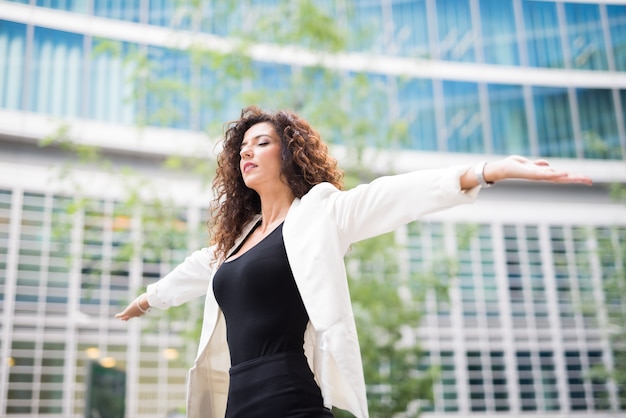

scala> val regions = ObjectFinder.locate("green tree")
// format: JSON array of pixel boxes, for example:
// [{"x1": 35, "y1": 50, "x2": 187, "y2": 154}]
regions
[{"x1": 341, "y1": 233, "x2": 434, "y2": 418}]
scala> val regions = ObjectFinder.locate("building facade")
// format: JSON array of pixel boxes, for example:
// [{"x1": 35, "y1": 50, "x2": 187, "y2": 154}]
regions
[{"x1": 0, "y1": 0, "x2": 625, "y2": 417}]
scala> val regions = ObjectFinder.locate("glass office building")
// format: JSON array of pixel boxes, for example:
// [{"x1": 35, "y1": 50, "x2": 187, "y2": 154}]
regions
[{"x1": 1, "y1": 0, "x2": 625, "y2": 416}]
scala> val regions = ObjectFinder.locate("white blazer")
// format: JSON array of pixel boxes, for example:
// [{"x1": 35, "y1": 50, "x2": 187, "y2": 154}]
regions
[{"x1": 146, "y1": 165, "x2": 480, "y2": 418}]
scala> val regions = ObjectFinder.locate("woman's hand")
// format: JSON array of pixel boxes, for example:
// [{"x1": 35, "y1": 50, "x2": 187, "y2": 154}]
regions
[
  {"x1": 461, "y1": 155, "x2": 593, "y2": 189},
  {"x1": 115, "y1": 293, "x2": 151, "y2": 321}
]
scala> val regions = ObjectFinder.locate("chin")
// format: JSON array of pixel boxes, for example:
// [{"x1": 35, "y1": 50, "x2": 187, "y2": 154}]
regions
[{"x1": 242, "y1": 178, "x2": 258, "y2": 191}]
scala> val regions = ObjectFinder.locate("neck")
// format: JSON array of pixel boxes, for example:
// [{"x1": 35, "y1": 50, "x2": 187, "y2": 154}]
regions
[{"x1": 257, "y1": 190, "x2": 295, "y2": 232}]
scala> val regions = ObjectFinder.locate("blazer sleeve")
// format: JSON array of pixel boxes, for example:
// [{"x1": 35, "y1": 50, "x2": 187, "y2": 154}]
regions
[
  {"x1": 314, "y1": 165, "x2": 480, "y2": 245},
  {"x1": 145, "y1": 246, "x2": 215, "y2": 310}
]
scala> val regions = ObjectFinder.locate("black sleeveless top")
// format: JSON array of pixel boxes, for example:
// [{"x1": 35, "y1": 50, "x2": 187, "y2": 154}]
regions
[{"x1": 212, "y1": 223, "x2": 310, "y2": 366}]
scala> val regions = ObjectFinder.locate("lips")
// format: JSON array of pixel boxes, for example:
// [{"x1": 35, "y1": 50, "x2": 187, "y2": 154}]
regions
[{"x1": 242, "y1": 162, "x2": 257, "y2": 173}]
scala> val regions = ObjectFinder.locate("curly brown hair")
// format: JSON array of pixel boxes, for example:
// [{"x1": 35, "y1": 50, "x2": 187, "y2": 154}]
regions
[{"x1": 209, "y1": 106, "x2": 344, "y2": 261}]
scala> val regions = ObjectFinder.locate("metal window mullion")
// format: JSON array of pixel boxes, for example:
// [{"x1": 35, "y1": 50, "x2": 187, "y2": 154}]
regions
[
  {"x1": 608, "y1": 227, "x2": 626, "y2": 408},
  {"x1": 62, "y1": 198, "x2": 85, "y2": 416},
  {"x1": 446, "y1": 222, "x2": 469, "y2": 414},
  {"x1": 387, "y1": 74, "x2": 401, "y2": 154},
  {"x1": 433, "y1": 79, "x2": 447, "y2": 152},
  {"x1": 471, "y1": 234, "x2": 487, "y2": 332},
  {"x1": 601, "y1": 3, "x2": 626, "y2": 158},
  {"x1": 539, "y1": 223, "x2": 570, "y2": 413},
  {"x1": 190, "y1": 55, "x2": 201, "y2": 131},
  {"x1": 37, "y1": 194, "x2": 53, "y2": 319},
  {"x1": 31, "y1": 193, "x2": 54, "y2": 413},
  {"x1": 491, "y1": 222, "x2": 520, "y2": 413},
  {"x1": 0, "y1": 188, "x2": 23, "y2": 415},
  {"x1": 563, "y1": 226, "x2": 593, "y2": 411},
  {"x1": 523, "y1": 84, "x2": 540, "y2": 157},
  {"x1": 156, "y1": 207, "x2": 179, "y2": 413},
  {"x1": 469, "y1": 0, "x2": 485, "y2": 63},
  {"x1": 470, "y1": 230, "x2": 492, "y2": 412},
  {"x1": 126, "y1": 203, "x2": 145, "y2": 418},
  {"x1": 611, "y1": 87, "x2": 626, "y2": 159},
  {"x1": 381, "y1": 0, "x2": 395, "y2": 55},
  {"x1": 30, "y1": 328, "x2": 43, "y2": 413},
  {"x1": 429, "y1": 341, "x2": 444, "y2": 413},
  {"x1": 556, "y1": 3, "x2": 579, "y2": 158},
  {"x1": 514, "y1": 1, "x2": 541, "y2": 157},
  {"x1": 513, "y1": 0, "x2": 529, "y2": 67},
  {"x1": 157, "y1": 321, "x2": 169, "y2": 414},
  {"x1": 425, "y1": 0, "x2": 440, "y2": 60},
  {"x1": 516, "y1": 224, "x2": 545, "y2": 411},
  {"x1": 469, "y1": 0, "x2": 483, "y2": 63},
  {"x1": 563, "y1": 226, "x2": 585, "y2": 339},
  {"x1": 185, "y1": 206, "x2": 202, "y2": 364},
  {"x1": 82, "y1": 33, "x2": 92, "y2": 120},
  {"x1": 556, "y1": 1, "x2": 572, "y2": 70},
  {"x1": 140, "y1": 0, "x2": 150, "y2": 25},
  {"x1": 426, "y1": 277, "x2": 444, "y2": 414},
  {"x1": 588, "y1": 226, "x2": 618, "y2": 411},
  {"x1": 22, "y1": 22, "x2": 34, "y2": 112},
  {"x1": 568, "y1": 86, "x2": 584, "y2": 159},
  {"x1": 517, "y1": 225, "x2": 538, "y2": 334},
  {"x1": 98, "y1": 200, "x2": 114, "y2": 335},
  {"x1": 478, "y1": 82, "x2": 493, "y2": 155},
  {"x1": 413, "y1": 225, "x2": 443, "y2": 411},
  {"x1": 612, "y1": 228, "x2": 626, "y2": 329},
  {"x1": 599, "y1": 4, "x2": 616, "y2": 72}
]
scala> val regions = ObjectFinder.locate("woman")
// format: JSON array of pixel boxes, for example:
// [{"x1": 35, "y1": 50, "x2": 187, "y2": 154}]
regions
[{"x1": 116, "y1": 106, "x2": 591, "y2": 418}]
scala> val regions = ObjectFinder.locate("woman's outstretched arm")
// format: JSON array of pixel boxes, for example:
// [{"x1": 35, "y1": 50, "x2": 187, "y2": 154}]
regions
[{"x1": 460, "y1": 155, "x2": 593, "y2": 190}]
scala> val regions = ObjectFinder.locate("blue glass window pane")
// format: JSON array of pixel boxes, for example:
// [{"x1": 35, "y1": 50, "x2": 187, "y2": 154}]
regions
[
  {"x1": 346, "y1": 72, "x2": 390, "y2": 148},
  {"x1": 608, "y1": 6, "x2": 626, "y2": 72},
  {"x1": 533, "y1": 87, "x2": 575, "y2": 158},
  {"x1": 397, "y1": 78, "x2": 437, "y2": 151},
  {"x1": 523, "y1": 1, "x2": 564, "y2": 68},
  {"x1": 390, "y1": 0, "x2": 429, "y2": 58},
  {"x1": 5, "y1": 0, "x2": 29, "y2": 4},
  {"x1": 197, "y1": 67, "x2": 239, "y2": 135},
  {"x1": 29, "y1": 27, "x2": 84, "y2": 118},
  {"x1": 577, "y1": 88, "x2": 621, "y2": 160},
  {"x1": 247, "y1": 61, "x2": 293, "y2": 109},
  {"x1": 479, "y1": 0, "x2": 519, "y2": 65},
  {"x1": 200, "y1": 2, "x2": 241, "y2": 37},
  {"x1": 148, "y1": 0, "x2": 167, "y2": 27},
  {"x1": 144, "y1": 46, "x2": 192, "y2": 129},
  {"x1": 35, "y1": 0, "x2": 87, "y2": 13},
  {"x1": 0, "y1": 20, "x2": 26, "y2": 110},
  {"x1": 93, "y1": 0, "x2": 142, "y2": 23},
  {"x1": 442, "y1": 81, "x2": 483, "y2": 153},
  {"x1": 436, "y1": 0, "x2": 475, "y2": 62},
  {"x1": 349, "y1": 1, "x2": 384, "y2": 53},
  {"x1": 148, "y1": 0, "x2": 191, "y2": 29},
  {"x1": 564, "y1": 3, "x2": 608, "y2": 70},
  {"x1": 621, "y1": 90, "x2": 626, "y2": 157},
  {"x1": 488, "y1": 84, "x2": 528, "y2": 155},
  {"x1": 88, "y1": 39, "x2": 136, "y2": 125}
]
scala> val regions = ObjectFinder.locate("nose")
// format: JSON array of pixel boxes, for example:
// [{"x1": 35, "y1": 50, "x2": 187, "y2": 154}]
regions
[{"x1": 240, "y1": 145, "x2": 252, "y2": 159}]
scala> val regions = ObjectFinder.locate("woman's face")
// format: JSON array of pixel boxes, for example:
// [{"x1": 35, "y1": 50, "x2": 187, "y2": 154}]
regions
[{"x1": 239, "y1": 122, "x2": 285, "y2": 192}]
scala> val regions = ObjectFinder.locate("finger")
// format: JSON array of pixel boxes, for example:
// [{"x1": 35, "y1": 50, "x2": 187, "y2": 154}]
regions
[
  {"x1": 532, "y1": 159, "x2": 550, "y2": 166},
  {"x1": 539, "y1": 172, "x2": 592, "y2": 184},
  {"x1": 554, "y1": 175, "x2": 593, "y2": 185}
]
